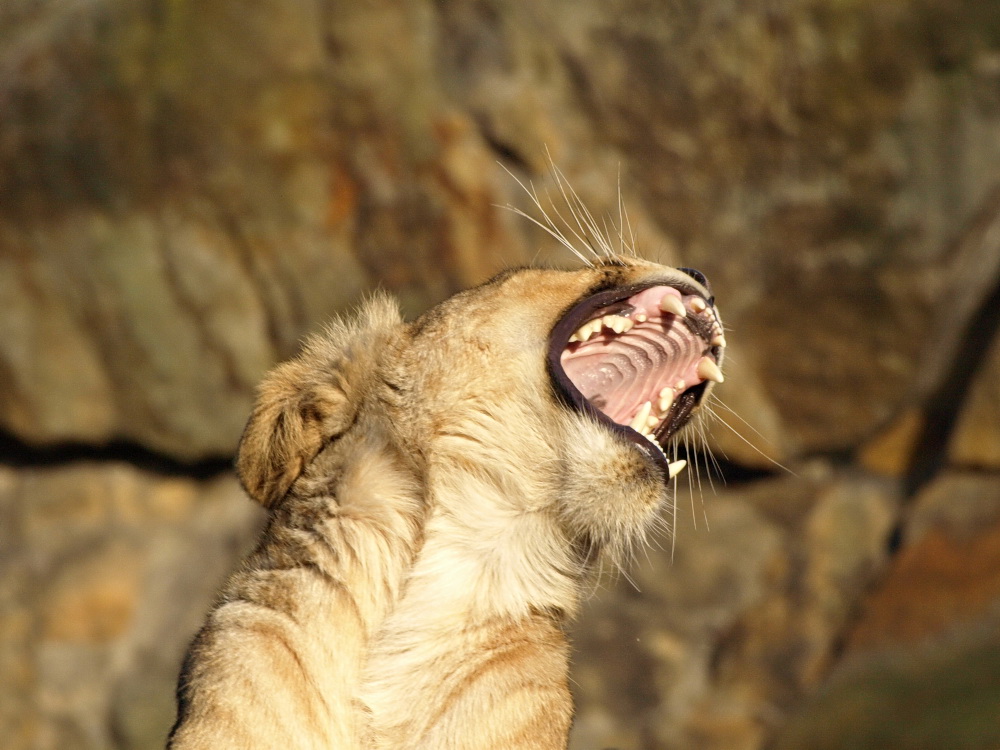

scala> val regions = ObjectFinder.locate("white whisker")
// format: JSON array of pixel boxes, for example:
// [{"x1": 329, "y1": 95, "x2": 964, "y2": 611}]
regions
[
  {"x1": 547, "y1": 155, "x2": 614, "y2": 260},
  {"x1": 707, "y1": 396, "x2": 797, "y2": 476},
  {"x1": 500, "y1": 153, "x2": 648, "y2": 268},
  {"x1": 498, "y1": 164, "x2": 596, "y2": 267}
]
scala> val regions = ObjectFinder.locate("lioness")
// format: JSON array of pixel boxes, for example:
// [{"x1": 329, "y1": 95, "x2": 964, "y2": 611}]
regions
[{"x1": 168, "y1": 256, "x2": 724, "y2": 749}]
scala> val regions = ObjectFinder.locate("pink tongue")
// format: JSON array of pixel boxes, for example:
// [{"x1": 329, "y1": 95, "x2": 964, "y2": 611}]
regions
[{"x1": 560, "y1": 308, "x2": 706, "y2": 424}]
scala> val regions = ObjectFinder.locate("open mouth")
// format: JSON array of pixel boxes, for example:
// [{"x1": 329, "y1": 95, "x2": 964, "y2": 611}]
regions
[{"x1": 548, "y1": 279, "x2": 725, "y2": 479}]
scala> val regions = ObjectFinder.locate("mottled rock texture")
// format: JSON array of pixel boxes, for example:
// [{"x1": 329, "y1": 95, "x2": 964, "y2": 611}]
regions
[
  {"x1": 0, "y1": 465, "x2": 262, "y2": 749},
  {"x1": 1, "y1": 1, "x2": 999, "y2": 748},
  {"x1": 771, "y1": 473, "x2": 1000, "y2": 750}
]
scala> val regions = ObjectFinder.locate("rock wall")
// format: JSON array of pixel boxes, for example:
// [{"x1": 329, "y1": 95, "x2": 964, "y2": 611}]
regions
[{"x1": 2, "y1": 1, "x2": 999, "y2": 748}]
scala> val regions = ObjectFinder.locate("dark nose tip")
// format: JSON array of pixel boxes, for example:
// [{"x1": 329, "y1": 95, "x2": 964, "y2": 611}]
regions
[{"x1": 678, "y1": 267, "x2": 709, "y2": 289}]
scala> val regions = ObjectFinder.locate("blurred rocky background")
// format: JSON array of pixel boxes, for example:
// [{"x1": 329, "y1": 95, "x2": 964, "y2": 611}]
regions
[{"x1": 2, "y1": 0, "x2": 999, "y2": 748}]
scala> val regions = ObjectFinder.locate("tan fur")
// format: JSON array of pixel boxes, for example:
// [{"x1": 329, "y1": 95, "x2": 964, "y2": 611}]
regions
[{"x1": 169, "y1": 259, "x2": 714, "y2": 750}]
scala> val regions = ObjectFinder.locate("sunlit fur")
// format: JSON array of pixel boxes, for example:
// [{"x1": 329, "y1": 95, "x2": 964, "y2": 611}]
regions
[{"x1": 168, "y1": 252, "x2": 718, "y2": 749}]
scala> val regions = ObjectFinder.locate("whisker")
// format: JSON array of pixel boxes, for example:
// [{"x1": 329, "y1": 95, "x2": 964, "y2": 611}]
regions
[
  {"x1": 498, "y1": 164, "x2": 596, "y2": 267},
  {"x1": 684, "y1": 431, "x2": 698, "y2": 530},
  {"x1": 670, "y1": 441, "x2": 680, "y2": 561},
  {"x1": 702, "y1": 429, "x2": 727, "y2": 485},
  {"x1": 621, "y1": 190, "x2": 638, "y2": 257},
  {"x1": 694, "y1": 420, "x2": 713, "y2": 531},
  {"x1": 707, "y1": 396, "x2": 797, "y2": 476},
  {"x1": 503, "y1": 154, "x2": 647, "y2": 267},
  {"x1": 618, "y1": 558, "x2": 641, "y2": 592},
  {"x1": 696, "y1": 415, "x2": 720, "y2": 494},
  {"x1": 709, "y1": 396, "x2": 774, "y2": 445},
  {"x1": 538, "y1": 186, "x2": 604, "y2": 262},
  {"x1": 502, "y1": 202, "x2": 593, "y2": 267},
  {"x1": 549, "y1": 162, "x2": 613, "y2": 260},
  {"x1": 617, "y1": 166, "x2": 625, "y2": 258}
]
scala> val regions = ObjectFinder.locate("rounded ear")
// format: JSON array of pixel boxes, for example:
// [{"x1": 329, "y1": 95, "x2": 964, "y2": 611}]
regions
[
  {"x1": 235, "y1": 359, "x2": 353, "y2": 508},
  {"x1": 235, "y1": 295, "x2": 403, "y2": 508}
]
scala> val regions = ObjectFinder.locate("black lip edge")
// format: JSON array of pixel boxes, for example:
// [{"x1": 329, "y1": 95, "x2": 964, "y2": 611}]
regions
[
  {"x1": 653, "y1": 383, "x2": 706, "y2": 444},
  {"x1": 681, "y1": 310, "x2": 717, "y2": 344},
  {"x1": 547, "y1": 279, "x2": 717, "y2": 479}
]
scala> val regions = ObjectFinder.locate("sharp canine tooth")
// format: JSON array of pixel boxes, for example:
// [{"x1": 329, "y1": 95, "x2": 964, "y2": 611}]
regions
[
  {"x1": 659, "y1": 294, "x2": 687, "y2": 318},
  {"x1": 697, "y1": 357, "x2": 725, "y2": 383},
  {"x1": 667, "y1": 459, "x2": 687, "y2": 479},
  {"x1": 711, "y1": 333, "x2": 727, "y2": 347},
  {"x1": 690, "y1": 297, "x2": 707, "y2": 313},
  {"x1": 630, "y1": 401, "x2": 653, "y2": 432}
]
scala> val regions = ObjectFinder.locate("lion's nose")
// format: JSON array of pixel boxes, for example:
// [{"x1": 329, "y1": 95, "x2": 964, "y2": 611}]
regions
[{"x1": 678, "y1": 267, "x2": 710, "y2": 291}]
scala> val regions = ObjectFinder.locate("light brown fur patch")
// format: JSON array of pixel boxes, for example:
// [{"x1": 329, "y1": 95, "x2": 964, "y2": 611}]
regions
[{"x1": 169, "y1": 260, "x2": 717, "y2": 749}]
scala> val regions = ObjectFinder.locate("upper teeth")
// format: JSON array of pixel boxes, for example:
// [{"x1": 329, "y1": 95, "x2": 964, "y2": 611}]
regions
[
  {"x1": 567, "y1": 292, "x2": 727, "y2": 348},
  {"x1": 568, "y1": 318, "x2": 602, "y2": 343},
  {"x1": 602, "y1": 314, "x2": 634, "y2": 334},
  {"x1": 568, "y1": 314, "x2": 638, "y2": 342},
  {"x1": 659, "y1": 294, "x2": 687, "y2": 318},
  {"x1": 697, "y1": 357, "x2": 725, "y2": 384}
]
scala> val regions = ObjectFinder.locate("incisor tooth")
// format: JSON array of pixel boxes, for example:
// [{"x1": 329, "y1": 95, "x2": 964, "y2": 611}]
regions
[
  {"x1": 659, "y1": 294, "x2": 687, "y2": 318},
  {"x1": 635, "y1": 313, "x2": 648, "y2": 323},
  {"x1": 574, "y1": 320, "x2": 600, "y2": 342},
  {"x1": 711, "y1": 333, "x2": 727, "y2": 347},
  {"x1": 690, "y1": 297, "x2": 707, "y2": 313},
  {"x1": 658, "y1": 387, "x2": 674, "y2": 413},
  {"x1": 629, "y1": 401, "x2": 653, "y2": 432},
  {"x1": 667, "y1": 459, "x2": 687, "y2": 479},
  {"x1": 646, "y1": 414, "x2": 660, "y2": 429},
  {"x1": 697, "y1": 357, "x2": 725, "y2": 384},
  {"x1": 601, "y1": 314, "x2": 634, "y2": 334}
]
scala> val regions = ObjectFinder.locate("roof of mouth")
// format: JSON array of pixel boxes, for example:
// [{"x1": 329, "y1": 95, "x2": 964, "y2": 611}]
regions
[{"x1": 558, "y1": 285, "x2": 724, "y2": 447}]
